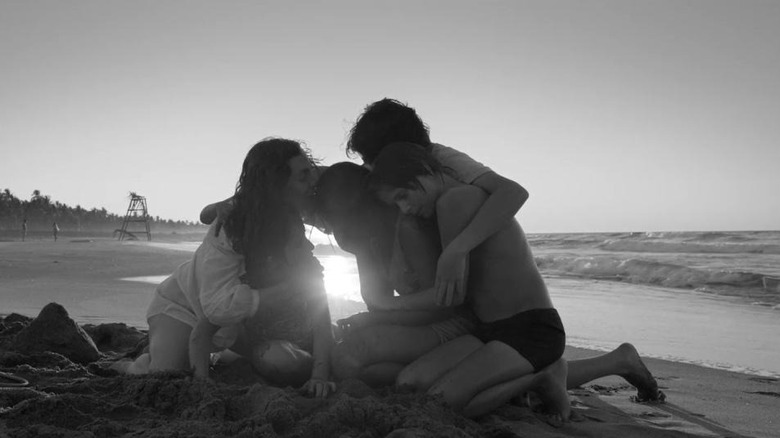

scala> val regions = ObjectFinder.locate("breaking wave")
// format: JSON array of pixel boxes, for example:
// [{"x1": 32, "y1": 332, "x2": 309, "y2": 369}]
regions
[
  {"x1": 598, "y1": 240, "x2": 780, "y2": 254},
  {"x1": 535, "y1": 255, "x2": 768, "y2": 291}
]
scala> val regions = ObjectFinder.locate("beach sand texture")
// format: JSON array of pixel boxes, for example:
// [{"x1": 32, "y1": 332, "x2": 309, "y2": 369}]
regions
[{"x1": 1, "y1": 238, "x2": 778, "y2": 437}]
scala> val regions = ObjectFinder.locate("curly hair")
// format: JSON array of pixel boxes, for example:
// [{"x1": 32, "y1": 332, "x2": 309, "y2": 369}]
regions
[
  {"x1": 346, "y1": 98, "x2": 431, "y2": 165},
  {"x1": 223, "y1": 138, "x2": 315, "y2": 259}
]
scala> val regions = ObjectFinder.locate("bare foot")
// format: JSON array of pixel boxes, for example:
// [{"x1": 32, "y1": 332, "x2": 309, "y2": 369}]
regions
[
  {"x1": 530, "y1": 358, "x2": 571, "y2": 423},
  {"x1": 616, "y1": 343, "x2": 665, "y2": 402},
  {"x1": 110, "y1": 353, "x2": 150, "y2": 375}
]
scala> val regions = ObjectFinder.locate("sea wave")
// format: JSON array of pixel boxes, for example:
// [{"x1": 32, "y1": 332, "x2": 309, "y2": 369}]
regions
[
  {"x1": 598, "y1": 240, "x2": 780, "y2": 254},
  {"x1": 535, "y1": 255, "x2": 768, "y2": 291},
  {"x1": 527, "y1": 230, "x2": 780, "y2": 253}
]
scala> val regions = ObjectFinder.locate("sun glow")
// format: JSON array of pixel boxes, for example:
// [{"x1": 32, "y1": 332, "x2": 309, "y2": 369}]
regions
[{"x1": 320, "y1": 255, "x2": 362, "y2": 303}]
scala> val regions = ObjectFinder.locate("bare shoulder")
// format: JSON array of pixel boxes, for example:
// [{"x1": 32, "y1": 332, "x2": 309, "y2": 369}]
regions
[{"x1": 437, "y1": 185, "x2": 488, "y2": 213}]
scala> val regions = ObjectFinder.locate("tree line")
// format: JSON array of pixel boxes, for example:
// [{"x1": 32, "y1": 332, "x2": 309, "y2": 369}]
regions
[{"x1": 0, "y1": 188, "x2": 203, "y2": 233}]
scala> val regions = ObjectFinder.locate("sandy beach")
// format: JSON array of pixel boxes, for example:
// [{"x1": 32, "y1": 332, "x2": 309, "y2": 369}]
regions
[{"x1": 1, "y1": 238, "x2": 778, "y2": 437}]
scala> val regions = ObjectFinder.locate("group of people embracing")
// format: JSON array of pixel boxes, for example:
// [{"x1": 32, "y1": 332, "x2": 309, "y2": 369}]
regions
[{"x1": 116, "y1": 98, "x2": 664, "y2": 421}]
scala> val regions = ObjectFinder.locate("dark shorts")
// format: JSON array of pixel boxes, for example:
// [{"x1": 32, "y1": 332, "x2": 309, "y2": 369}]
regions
[{"x1": 475, "y1": 308, "x2": 565, "y2": 372}]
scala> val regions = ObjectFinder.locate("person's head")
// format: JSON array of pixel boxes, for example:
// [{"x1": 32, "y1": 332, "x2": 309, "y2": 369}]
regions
[
  {"x1": 369, "y1": 142, "x2": 447, "y2": 218},
  {"x1": 347, "y1": 98, "x2": 431, "y2": 166},
  {"x1": 314, "y1": 162, "x2": 396, "y2": 254},
  {"x1": 224, "y1": 138, "x2": 317, "y2": 256}
]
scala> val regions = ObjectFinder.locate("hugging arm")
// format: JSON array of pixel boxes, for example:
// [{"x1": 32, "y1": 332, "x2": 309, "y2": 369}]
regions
[
  {"x1": 435, "y1": 171, "x2": 527, "y2": 301},
  {"x1": 354, "y1": 250, "x2": 450, "y2": 319},
  {"x1": 373, "y1": 186, "x2": 489, "y2": 311},
  {"x1": 200, "y1": 197, "x2": 233, "y2": 225}
]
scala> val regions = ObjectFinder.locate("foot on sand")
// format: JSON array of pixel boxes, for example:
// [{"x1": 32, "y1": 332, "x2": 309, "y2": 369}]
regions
[
  {"x1": 109, "y1": 353, "x2": 151, "y2": 375},
  {"x1": 529, "y1": 358, "x2": 571, "y2": 424},
  {"x1": 616, "y1": 343, "x2": 666, "y2": 403}
]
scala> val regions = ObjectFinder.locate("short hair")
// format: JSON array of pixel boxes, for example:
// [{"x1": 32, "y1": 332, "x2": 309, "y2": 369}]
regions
[
  {"x1": 314, "y1": 162, "x2": 396, "y2": 261},
  {"x1": 347, "y1": 98, "x2": 431, "y2": 165},
  {"x1": 369, "y1": 142, "x2": 445, "y2": 192},
  {"x1": 314, "y1": 162, "x2": 372, "y2": 228}
]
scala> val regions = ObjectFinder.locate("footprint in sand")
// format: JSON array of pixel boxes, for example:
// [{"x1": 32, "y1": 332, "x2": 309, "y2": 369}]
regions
[
  {"x1": 656, "y1": 375, "x2": 680, "y2": 381},
  {"x1": 746, "y1": 391, "x2": 780, "y2": 398},
  {"x1": 748, "y1": 376, "x2": 778, "y2": 384}
]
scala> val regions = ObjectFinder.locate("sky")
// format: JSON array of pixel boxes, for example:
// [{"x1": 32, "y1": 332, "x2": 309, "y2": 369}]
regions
[{"x1": 1, "y1": 0, "x2": 778, "y2": 233}]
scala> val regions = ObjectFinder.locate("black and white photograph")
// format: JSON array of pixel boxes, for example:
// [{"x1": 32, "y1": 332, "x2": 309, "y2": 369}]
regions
[{"x1": 1, "y1": 1, "x2": 778, "y2": 437}]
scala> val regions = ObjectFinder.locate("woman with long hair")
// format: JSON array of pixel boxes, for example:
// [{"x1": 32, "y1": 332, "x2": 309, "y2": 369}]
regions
[{"x1": 120, "y1": 138, "x2": 334, "y2": 397}]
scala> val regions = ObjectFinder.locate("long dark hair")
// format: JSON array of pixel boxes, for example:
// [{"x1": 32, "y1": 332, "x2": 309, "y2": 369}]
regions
[{"x1": 223, "y1": 138, "x2": 314, "y2": 259}]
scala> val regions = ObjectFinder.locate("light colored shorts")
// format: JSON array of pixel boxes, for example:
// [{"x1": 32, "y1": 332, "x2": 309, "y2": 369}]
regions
[
  {"x1": 146, "y1": 276, "x2": 198, "y2": 328},
  {"x1": 146, "y1": 276, "x2": 240, "y2": 349}
]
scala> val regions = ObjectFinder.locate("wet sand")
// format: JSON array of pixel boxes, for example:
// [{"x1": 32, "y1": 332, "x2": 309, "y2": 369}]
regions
[{"x1": 1, "y1": 238, "x2": 778, "y2": 437}]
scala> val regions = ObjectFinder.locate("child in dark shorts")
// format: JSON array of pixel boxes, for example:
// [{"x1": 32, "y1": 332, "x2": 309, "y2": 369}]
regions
[
  {"x1": 367, "y1": 142, "x2": 571, "y2": 420},
  {"x1": 475, "y1": 308, "x2": 565, "y2": 373}
]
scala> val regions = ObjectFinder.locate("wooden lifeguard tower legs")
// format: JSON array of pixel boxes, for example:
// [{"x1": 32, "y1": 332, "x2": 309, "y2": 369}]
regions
[{"x1": 117, "y1": 193, "x2": 152, "y2": 241}]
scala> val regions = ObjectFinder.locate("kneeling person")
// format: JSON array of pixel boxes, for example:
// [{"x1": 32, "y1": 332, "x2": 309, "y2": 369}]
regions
[
  {"x1": 369, "y1": 142, "x2": 569, "y2": 419},
  {"x1": 315, "y1": 162, "x2": 476, "y2": 387}
]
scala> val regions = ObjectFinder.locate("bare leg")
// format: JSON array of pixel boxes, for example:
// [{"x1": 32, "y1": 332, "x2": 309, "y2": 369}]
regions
[
  {"x1": 332, "y1": 324, "x2": 442, "y2": 383},
  {"x1": 116, "y1": 314, "x2": 191, "y2": 375},
  {"x1": 567, "y1": 343, "x2": 663, "y2": 401},
  {"x1": 463, "y1": 358, "x2": 570, "y2": 419},
  {"x1": 396, "y1": 335, "x2": 483, "y2": 391},
  {"x1": 427, "y1": 340, "x2": 537, "y2": 412},
  {"x1": 147, "y1": 315, "x2": 192, "y2": 371}
]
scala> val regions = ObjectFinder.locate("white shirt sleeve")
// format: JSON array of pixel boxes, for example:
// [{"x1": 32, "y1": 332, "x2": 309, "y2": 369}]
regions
[{"x1": 193, "y1": 231, "x2": 261, "y2": 327}]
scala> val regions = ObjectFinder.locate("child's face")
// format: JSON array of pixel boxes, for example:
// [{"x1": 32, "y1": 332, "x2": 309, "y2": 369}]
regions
[
  {"x1": 284, "y1": 155, "x2": 316, "y2": 211},
  {"x1": 379, "y1": 175, "x2": 439, "y2": 218}
]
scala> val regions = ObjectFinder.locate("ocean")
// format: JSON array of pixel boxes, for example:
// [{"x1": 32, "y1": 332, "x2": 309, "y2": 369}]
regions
[{"x1": 525, "y1": 230, "x2": 780, "y2": 378}]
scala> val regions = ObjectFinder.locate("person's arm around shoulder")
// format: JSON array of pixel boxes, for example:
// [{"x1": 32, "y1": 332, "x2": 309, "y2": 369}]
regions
[
  {"x1": 200, "y1": 197, "x2": 233, "y2": 226},
  {"x1": 435, "y1": 171, "x2": 527, "y2": 300},
  {"x1": 435, "y1": 184, "x2": 490, "y2": 307}
]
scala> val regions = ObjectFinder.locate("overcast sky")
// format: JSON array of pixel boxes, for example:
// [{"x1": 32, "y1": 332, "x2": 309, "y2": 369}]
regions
[{"x1": 2, "y1": 1, "x2": 778, "y2": 233}]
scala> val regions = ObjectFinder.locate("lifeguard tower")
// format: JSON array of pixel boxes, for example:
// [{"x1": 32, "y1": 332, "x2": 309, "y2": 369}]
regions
[{"x1": 116, "y1": 192, "x2": 152, "y2": 241}]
